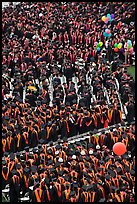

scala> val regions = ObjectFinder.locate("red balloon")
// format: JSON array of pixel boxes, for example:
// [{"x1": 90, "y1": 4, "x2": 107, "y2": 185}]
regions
[
  {"x1": 114, "y1": 48, "x2": 119, "y2": 52},
  {"x1": 106, "y1": 29, "x2": 110, "y2": 34},
  {"x1": 113, "y1": 142, "x2": 127, "y2": 156}
]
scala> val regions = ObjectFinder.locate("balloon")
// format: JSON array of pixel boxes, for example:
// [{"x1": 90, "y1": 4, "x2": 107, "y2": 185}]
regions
[
  {"x1": 97, "y1": 47, "x2": 100, "y2": 51},
  {"x1": 106, "y1": 29, "x2": 110, "y2": 34},
  {"x1": 113, "y1": 142, "x2": 127, "y2": 156},
  {"x1": 103, "y1": 32, "x2": 108, "y2": 37},
  {"x1": 107, "y1": 13, "x2": 111, "y2": 18},
  {"x1": 114, "y1": 43, "x2": 118, "y2": 48},
  {"x1": 118, "y1": 43, "x2": 122, "y2": 49},
  {"x1": 127, "y1": 40, "x2": 132, "y2": 45},
  {"x1": 129, "y1": 47, "x2": 134, "y2": 54},
  {"x1": 120, "y1": 48, "x2": 124, "y2": 52},
  {"x1": 107, "y1": 33, "x2": 112, "y2": 37},
  {"x1": 102, "y1": 16, "x2": 106, "y2": 21},
  {"x1": 128, "y1": 44, "x2": 132, "y2": 49},
  {"x1": 97, "y1": 43, "x2": 101, "y2": 48},
  {"x1": 111, "y1": 14, "x2": 114, "y2": 19},
  {"x1": 94, "y1": 42, "x2": 98, "y2": 46},
  {"x1": 114, "y1": 48, "x2": 119, "y2": 52},
  {"x1": 105, "y1": 29, "x2": 108, "y2": 33},
  {"x1": 104, "y1": 17, "x2": 109, "y2": 24},
  {"x1": 108, "y1": 17, "x2": 111, "y2": 21},
  {"x1": 99, "y1": 42, "x2": 103, "y2": 47}
]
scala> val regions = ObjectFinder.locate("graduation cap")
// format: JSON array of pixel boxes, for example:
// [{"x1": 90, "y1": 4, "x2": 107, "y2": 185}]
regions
[
  {"x1": 39, "y1": 139, "x2": 45, "y2": 144},
  {"x1": 58, "y1": 170, "x2": 63, "y2": 176},
  {"x1": 47, "y1": 160, "x2": 53, "y2": 165},
  {"x1": 130, "y1": 170, "x2": 135, "y2": 176},
  {"x1": 99, "y1": 160, "x2": 105, "y2": 165},
  {"x1": 105, "y1": 156, "x2": 110, "y2": 161},
  {"x1": 116, "y1": 167, "x2": 122, "y2": 173},
  {"x1": 16, "y1": 152, "x2": 21, "y2": 158},
  {"x1": 2, "y1": 160, "x2": 6, "y2": 166},
  {"x1": 10, "y1": 153, "x2": 15, "y2": 161},
  {"x1": 108, "y1": 169, "x2": 116, "y2": 178},
  {"x1": 4, "y1": 115, "x2": 10, "y2": 120},
  {"x1": 24, "y1": 167, "x2": 30, "y2": 174},
  {"x1": 82, "y1": 185, "x2": 88, "y2": 191},
  {"x1": 11, "y1": 169, "x2": 17, "y2": 175},
  {"x1": 88, "y1": 143, "x2": 94, "y2": 148},
  {"x1": 55, "y1": 162, "x2": 60, "y2": 168},
  {"x1": 70, "y1": 191, "x2": 75, "y2": 197},
  {"x1": 125, "y1": 165, "x2": 130, "y2": 172},
  {"x1": 16, "y1": 163, "x2": 22, "y2": 170},
  {"x1": 31, "y1": 166, "x2": 37, "y2": 174},
  {"x1": 4, "y1": 152, "x2": 8, "y2": 157},
  {"x1": 56, "y1": 144, "x2": 62, "y2": 150},
  {"x1": 105, "y1": 174, "x2": 111, "y2": 180},
  {"x1": 45, "y1": 177, "x2": 50, "y2": 185},
  {"x1": 39, "y1": 147, "x2": 44, "y2": 153}
]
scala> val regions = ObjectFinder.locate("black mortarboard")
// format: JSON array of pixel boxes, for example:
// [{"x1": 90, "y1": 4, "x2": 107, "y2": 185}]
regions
[
  {"x1": 10, "y1": 153, "x2": 15, "y2": 160},
  {"x1": 16, "y1": 163, "x2": 21, "y2": 170},
  {"x1": 49, "y1": 168, "x2": 56, "y2": 173},
  {"x1": 7, "y1": 125, "x2": 12, "y2": 130},
  {"x1": 85, "y1": 156, "x2": 90, "y2": 161},
  {"x1": 39, "y1": 147, "x2": 44, "y2": 153},
  {"x1": 11, "y1": 169, "x2": 17, "y2": 175},
  {"x1": 124, "y1": 165, "x2": 130, "y2": 172},
  {"x1": 4, "y1": 152, "x2": 8, "y2": 157},
  {"x1": 56, "y1": 144, "x2": 62, "y2": 150},
  {"x1": 66, "y1": 183, "x2": 71, "y2": 188},
  {"x1": 49, "y1": 141, "x2": 53, "y2": 146},
  {"x1": 73, "y1": 183, "x2": 78, "y2": 188},
  {"x1": 121, "y1": 154, "x2": 128, "y2": 159},
  {"x1": 130, "y1": 170, "x2": 135, "y2": 175},
  {"x1": 70, "y1": 191, "x2": 75, "y2": 197},
  {"x1": 108, "y1": 169, "x2": 116, "y2": 178},
  {"x1": 103, "y1": 155, "x2": 110, "y2": 161},
  {"x1": 16, "y1": 152, "x2": 21, "y2": 157},
  {"x1": 24, "y1": 146, "x2": 29, "y2": 152},
  {"x1": 45, "y1": 177, "x2": 50, "y2": 185},
  {"x1": 31, "y1": 166, "x2": 37, "y2": 174},
  {"x1": 116, "y1": 167, "x2": 122, "y2": 173},
  {"x1": 75, "y1": 141, "x2": 81, "y2": 146},
  {"x1": 55, "y1": 162, "x2": 60, "y2": 168},
  {"x1": 99, "y1": 160, "x2": 105, "y2": 165},
  {"x1": 105, "y1": 174, "x2": 111, "y2": 180},
  {"x1": 39, "y1": 139, "x2": 45, "y2": 144},
  {"x1": 4, "y1": 115, "x2": 9, "y2": 120},
  {"x1": 63, "y1": 137, "x2": 68, "y2": 142},
  {"x1": 47, "y1": 160, "x2": 53, "y2": 165},
  {"x1": 58, "y1": 171, "x2": 63, "y2": 176},
  {"x1": 2, "y1": 160, "x2": 6, "y2": 165},
  {"x1": 24, "y1": 168, "x2": 30, "y2": 174},
  {"x1": 82, "y1": 185, "x2": 88, "y2": 191},
  {"x1": 88, "y1": 143, "x2": 94, "y2": 148}
]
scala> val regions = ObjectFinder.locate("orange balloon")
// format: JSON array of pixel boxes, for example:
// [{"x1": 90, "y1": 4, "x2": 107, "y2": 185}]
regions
[
  {"x1": 113, "y1": 142, "x2": 127, "y2": 156},
  {"x1": 114, "y1": 48, "x2": 119, "y2": 52}
]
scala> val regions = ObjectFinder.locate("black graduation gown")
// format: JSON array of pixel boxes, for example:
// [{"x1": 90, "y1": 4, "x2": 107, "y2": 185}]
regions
[
  {"x1": 9, "y1": 177, "x2": 20, "y2": 202},
  {"x1": 68, "y1": 118, "x2": 77, "y2": 137},
  {"x1": 60, "y1": 120, "x2": 69, "y2": 138},
  {"x1": 111, "y1": 109, "x2": 121, "y2": 125}
]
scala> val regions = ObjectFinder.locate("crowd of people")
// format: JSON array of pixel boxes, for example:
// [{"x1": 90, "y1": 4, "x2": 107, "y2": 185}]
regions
[
  {"x1": 2, "y1": 123, "x2": 135, "y2": 202},
  {"x1": 2, "y1": 2, "x2": 135, "y2": 202}
]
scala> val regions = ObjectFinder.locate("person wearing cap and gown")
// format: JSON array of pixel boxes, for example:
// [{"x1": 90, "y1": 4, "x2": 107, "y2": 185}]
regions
[
  {"x1": 9, "y1": 171, "x2": 20, "y2": 202},
  {"x1": 21, "y1": 168, "x2": 31, "y2": 197},
  {"x1": 108, "y1": 103, "x2": 122, "y2": 125},
  {"x1": 2, "y1": 164, "x2": 9, "y2": 189}
]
